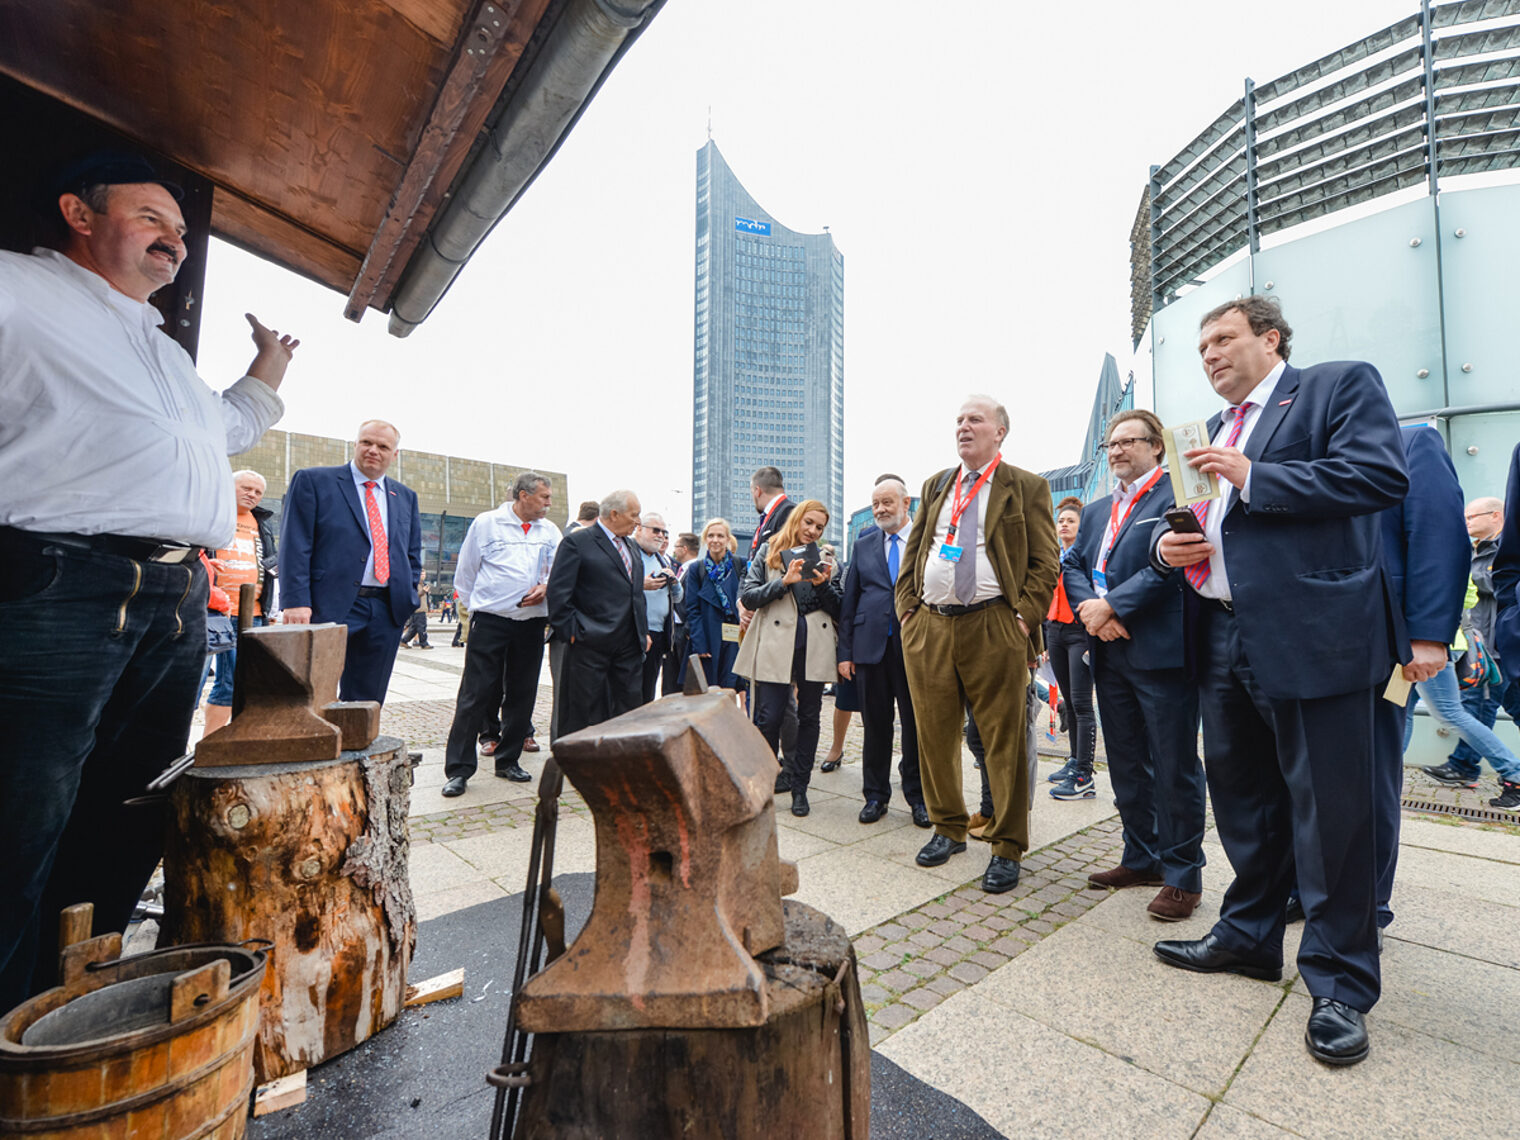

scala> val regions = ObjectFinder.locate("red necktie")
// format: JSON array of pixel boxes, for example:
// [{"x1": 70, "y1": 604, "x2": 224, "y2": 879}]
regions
[
  {"x1": 616, "y1": 537, "x2": 634, "y2": 579},
  {"x1": 1184, "y1": 402, "x2": 1252, "y2": 590},
  {"x1": 522, "y1": 523, "x2": 531, "y2": 535},
  {"x1": 364, "y1": 480, "x2": 390, "y2": 584}
]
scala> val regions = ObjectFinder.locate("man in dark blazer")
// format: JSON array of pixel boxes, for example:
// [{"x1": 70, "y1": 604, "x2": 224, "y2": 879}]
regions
[
  {"x1": 838, "y1": 477, "x2": 927, "y2": 827},
  {"x1": 1064, "y1": 409, "x2": 1205, "y2": 922},
  {"x1": 548, "y1": 490, "x2": 649, "y2": 738},
  {"x1": 1152, "y1": 297, "x2": 1408, "y2": 1067},
  {"x1": 1479, "y1": 440, "x2": 1520, "y2": 810},
  {"x1": 280, "y1": 419, "x2": 421, "y2": 703},
  {"x1": 897, "y1": 396, "x2": 1060, "y2": 894}
]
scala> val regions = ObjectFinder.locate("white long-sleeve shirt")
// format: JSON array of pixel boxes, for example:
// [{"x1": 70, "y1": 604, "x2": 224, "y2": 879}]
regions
[
  {"x1": 0, "y1": 248, "x2": 284, "y2": 548},
  {"x1": 454, "y1": 503, "x2": 562, "y2": 619}
]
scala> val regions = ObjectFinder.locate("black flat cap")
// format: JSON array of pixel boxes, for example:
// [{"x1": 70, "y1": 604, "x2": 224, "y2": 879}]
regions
[{"x1": 51, "y1": 150, "x2": 183, "y2": 201}]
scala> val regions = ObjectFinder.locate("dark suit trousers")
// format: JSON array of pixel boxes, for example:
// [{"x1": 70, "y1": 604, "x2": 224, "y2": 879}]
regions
[
  {"x1": 857, "y1": 632, "x2": 923, "y2": 807},
  {"x1": 444, "y1": 613, "x2": 545, "y2": 780},
  {"x1": 661, "y1": 623, "x2": 688, "y2": 695},
  {"x1": 340, "y1": 594, "x2": 405, "y2": 703},
  {"x1": 1198, "y1": 603, "x2": 1381, "y2": 1012},
  {"x1": 558, "y1": 631, "x2": 643, "y2": 739},
  {"x1": 1091, "y1": 649, "x2": 1206, "y2": 892},
  {"x1": 641, "y1": 630, "x2": 669, "y2": 704}
]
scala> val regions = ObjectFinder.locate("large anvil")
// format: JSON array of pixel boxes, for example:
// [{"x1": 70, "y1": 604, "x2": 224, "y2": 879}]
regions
[{"x1": 514, "y1": 691, "x2": 799, "y2": 1032}]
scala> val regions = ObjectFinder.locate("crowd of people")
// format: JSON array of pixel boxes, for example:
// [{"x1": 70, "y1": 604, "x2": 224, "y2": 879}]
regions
[{"x1": 6, "y1": 153, "x2": 1520, "y2": 1078}]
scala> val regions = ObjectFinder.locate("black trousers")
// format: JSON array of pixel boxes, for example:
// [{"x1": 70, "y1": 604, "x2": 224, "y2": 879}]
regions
[
  {"x1": 399, "y1": 610, "x2": 430, "y2": 647},
  {"x1": 857, "y1": 631, "x2": 923, "y2": 807},
  {"x1": 444, "y1": 613, "x2": 545, "y2": 779},
  {"x1": 1198, "y1": 602, "x2": 1381, "y2": 1012},
  {"x1": 558, "y1": 633, "x2": 643, "y2": 739},
  {"x1": 1091, "y1": 648, "x2": 1206, "y2": 892},
  {"x1": 1043, "y1": 618, "x2": 1096, "y2": 771},
  {"x1": 662, "y1": 623, "x2": 688, "y2": 695},
  {"x1": 753, "y1": 648, "x2": 824, "y2": 791},
  {"x1": 642, "y1": 630, "x2": 669, "y2": 704}
]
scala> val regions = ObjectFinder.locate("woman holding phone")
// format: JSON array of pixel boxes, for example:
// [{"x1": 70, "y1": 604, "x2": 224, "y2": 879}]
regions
[
  {"x1": 735, "y1": 499, "x2": 842, "y2": 817},
  {"x1": 683, "y1": 518, "x2": 744, "y2": 693}
]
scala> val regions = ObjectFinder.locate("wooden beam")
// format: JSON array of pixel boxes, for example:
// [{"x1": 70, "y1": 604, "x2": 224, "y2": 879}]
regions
[
  {"x1": 252, "y1": 1070, "x2": 307, "y2": 1117},
  {"x1": 404, "y1": 967, "x2": 465, "y2": 1006},
  {"x1": 344, "y1": 0, "x2": 521, "y2": 321}
]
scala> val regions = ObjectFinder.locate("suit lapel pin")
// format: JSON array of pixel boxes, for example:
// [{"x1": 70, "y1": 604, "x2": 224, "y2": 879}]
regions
[{"x1": 1278, "y1": 398, "x2": 1293, "y2": 406}]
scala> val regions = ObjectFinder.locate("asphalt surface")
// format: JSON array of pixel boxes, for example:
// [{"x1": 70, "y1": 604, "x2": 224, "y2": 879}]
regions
[{"x1": 248, "y1": 873, "x2": 1005, "y2": 1139}]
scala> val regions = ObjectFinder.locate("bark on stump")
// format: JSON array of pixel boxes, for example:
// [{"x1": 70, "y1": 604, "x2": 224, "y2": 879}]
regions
[
  {"x1": 161, "y1": 736, "x2": 415, "y2": 1083},
  {"x1": 512, "y1": 900, "x2": 869, "y2": 1139}
]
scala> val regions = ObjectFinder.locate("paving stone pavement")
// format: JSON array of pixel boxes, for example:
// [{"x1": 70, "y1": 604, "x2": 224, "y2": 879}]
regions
[{"x1": 241, "y1": 641, "x2": 1520, "y2": 1138}]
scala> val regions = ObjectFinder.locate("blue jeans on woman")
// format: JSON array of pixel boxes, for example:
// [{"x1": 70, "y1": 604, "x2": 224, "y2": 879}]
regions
[{"x1": 1403, "y1": 663, "x2": 1520, "y2": 781}]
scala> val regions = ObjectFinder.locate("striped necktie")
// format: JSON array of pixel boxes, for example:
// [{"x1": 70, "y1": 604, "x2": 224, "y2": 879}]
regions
[
  {"x1": 1183, "y1": 402, "x2": 1252, "y2": 590},
  {"x1": 363, "y1": 481, "x2": 389, "y2": 584}
]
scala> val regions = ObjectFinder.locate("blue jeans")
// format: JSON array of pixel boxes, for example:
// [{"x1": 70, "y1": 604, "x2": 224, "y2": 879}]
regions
[
  {"x1": 200, "y1": 615, "x2": 265, "y2": 707},
  {"x1": 0, "y1": 533, "x2": 207, "y2": 1009},
  {"x1": 1440, "y1": 672, "x2": 1520, "y2": 780},
  {"x1": 1404, "y1": 664, "x2": 1520, "y2": 781}
]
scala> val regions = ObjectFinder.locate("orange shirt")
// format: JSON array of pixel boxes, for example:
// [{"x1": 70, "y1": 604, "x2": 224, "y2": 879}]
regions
[{"x1": 213, "y1": 510, "x2": 262, "y2": 616}]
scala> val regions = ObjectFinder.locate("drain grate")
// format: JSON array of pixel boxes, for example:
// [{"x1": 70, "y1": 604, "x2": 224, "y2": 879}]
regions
[{"x1": 1401, "y1": 797, "x2": 1520, "y2": 825}]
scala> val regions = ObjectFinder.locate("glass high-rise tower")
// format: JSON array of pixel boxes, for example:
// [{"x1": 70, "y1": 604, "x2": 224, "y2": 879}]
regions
[{"x1": 692, "y1": 140, "x2": 844, "y2": 545}]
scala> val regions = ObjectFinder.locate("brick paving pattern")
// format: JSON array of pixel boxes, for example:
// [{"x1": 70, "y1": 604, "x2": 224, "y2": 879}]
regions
[{"x1": 853, "y1": 817, "x2": 1127, "y2": 1047}]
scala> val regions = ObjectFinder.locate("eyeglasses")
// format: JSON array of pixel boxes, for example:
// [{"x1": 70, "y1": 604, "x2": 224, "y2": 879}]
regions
[
  {"x1": 646, "y1": 527, "x2": 668, "y2": 535},
  {"x1": 1104, "y1": 437, "x2": 1155, "y2": 453}
]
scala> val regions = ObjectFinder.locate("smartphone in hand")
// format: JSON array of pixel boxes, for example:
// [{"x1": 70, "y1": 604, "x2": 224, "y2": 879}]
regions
[{"x1": 1163, "y1": 507, "x2": 1205, "y2": 535}]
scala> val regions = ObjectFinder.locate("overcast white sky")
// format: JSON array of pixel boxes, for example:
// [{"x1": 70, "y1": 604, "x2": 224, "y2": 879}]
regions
[{"x1": 194, "y1": 0, "x2": 1416, "y2": 531}]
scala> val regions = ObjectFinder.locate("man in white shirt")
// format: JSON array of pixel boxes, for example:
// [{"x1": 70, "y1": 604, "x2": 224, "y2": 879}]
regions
[
  {"x1": 441, "y1": 473, "x2": 561, "y2": 796},
  {"x1": 896, "y1": 397, "x2": 1059, "y2": 894},
  {"x1": 0, "y1": 152, "x2": 297, "y2": 1007}
]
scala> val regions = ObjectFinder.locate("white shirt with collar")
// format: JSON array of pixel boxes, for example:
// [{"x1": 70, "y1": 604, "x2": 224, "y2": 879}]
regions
[
  {"x1": 923, "y1": 465, "x2": 1002, "y2": 606},
  {"x1": 881, "y1": 519, "x2": 912, "y2": 579},
  {"x1": 454, "y1": 502, "x2": 562, "y2": 619},
  {"x1": 1196, "y1": 359, "x2": 1287, "y2": 601},
  {"x1": 0, "y1": 248, "x2": 284, "y2": 547},
  {"x1": 1093, "y1": 462, "x2": 1164, "y2": 596},
  {"x1": 350, "y1": 462, "x2": 392, "y2": 587}
]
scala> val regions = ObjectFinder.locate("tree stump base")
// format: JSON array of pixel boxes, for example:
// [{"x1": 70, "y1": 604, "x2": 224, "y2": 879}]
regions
[
  {"x1": 512, "y1": 900, "x2": 868, "y2": 1139},
  {"x1": 162, "y1": 736, "x2": 416, "y2": 1083}
]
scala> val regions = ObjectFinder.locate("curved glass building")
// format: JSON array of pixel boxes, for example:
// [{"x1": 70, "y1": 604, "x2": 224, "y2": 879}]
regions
[{"x1": 692, "y1": 140, "x2": 845, "y2": 546}]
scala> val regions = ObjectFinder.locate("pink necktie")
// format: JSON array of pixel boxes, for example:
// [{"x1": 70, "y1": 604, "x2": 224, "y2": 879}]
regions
[
  {"x1": 616, "y1": 537, "x2": 633, "y2": 579},
  {"x1": 363, "y1": 481, "x2": 390, "y2": 584},
  {"x1": 1183, "y1": 402, "x2": 1252, "y2": 591}
]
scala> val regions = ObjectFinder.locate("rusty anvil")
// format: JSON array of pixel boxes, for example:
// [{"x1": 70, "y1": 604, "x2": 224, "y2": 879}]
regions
[
  {"x1": 515, "y1": 690, "x2": 800, "y2": 1032},
  {"x1": 194, "y1": 624, "x2": 381, "y2": 766}
]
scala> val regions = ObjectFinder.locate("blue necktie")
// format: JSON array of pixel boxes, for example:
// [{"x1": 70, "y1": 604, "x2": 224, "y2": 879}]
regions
[{"x1": 887, "y1": 532, "x2": 900, "y2": 583}]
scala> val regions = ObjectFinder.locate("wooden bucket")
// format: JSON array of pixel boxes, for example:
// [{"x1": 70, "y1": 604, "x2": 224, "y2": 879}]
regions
[{"x1": 0, "y1": 924, "x2": 267, "y2": 1140}]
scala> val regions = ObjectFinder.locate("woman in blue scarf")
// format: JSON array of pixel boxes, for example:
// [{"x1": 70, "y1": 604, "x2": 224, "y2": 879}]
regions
[{"x1": 683, "y1": 518, "x2": 743, "y2": 693}]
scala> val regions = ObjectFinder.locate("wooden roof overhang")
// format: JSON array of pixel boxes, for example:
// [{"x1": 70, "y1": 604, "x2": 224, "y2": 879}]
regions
[{"x1": 0, "y1": 0, "x2": 662, "y2": 334}]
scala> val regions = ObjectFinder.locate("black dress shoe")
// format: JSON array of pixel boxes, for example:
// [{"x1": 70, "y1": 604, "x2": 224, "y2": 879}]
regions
[
  {"x1": 442, "y1": 776, "x2": 469, "y2": 797},
  {"x1": 774, "y1": 772, "x2": 792, "y2": 794},
  {"x1": 911, "y1": 803, "x2": 931, "y2": 829},
  {"x1": 1153, "y1": 932, "x2": 1282, "y2": 981},
  {"x1": 820, "y1": 757, "x2": 842, "y2": 773},
  {"x1": 981, "y1": 855, "x2": 1021, "y2": 894},
  {"x1": 791, "y1": 789, "x2": 810, "y2": 817},
  {"x1": 1285, "y1": 895, "x2": 1305, "y2": 924},
  {"x1": 858, "y1": 800, "x2": 886, "y2": 824},
  {"x1": 496, "y1": 764, "x2": 532, "y2": 782},
  {"x1": 915, "y1": 833, "x2": 967, "y2": 867},
  {"x1": 1305, "y1": 998, "x2": 1369, "y2": 1066}
]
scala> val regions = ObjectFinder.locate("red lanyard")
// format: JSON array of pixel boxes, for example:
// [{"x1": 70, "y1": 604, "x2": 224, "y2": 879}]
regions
[
  {"x1": 751, "y1": 496, "x2": 785, "y2": 551},
  {"x1": 946, "y1": 456, "x2": 1000, "y2": 544},
  {"x1": 1098, "y1": 465, "x2": 1163, "y2": 572}
]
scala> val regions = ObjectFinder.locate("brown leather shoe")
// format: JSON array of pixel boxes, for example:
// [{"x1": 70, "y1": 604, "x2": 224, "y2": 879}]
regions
[
  {"x1": 522, "y1": 737, "x2": 540, "y2": 753},
  {"x1": 968, "y1": 812, "x2": 993, "y2": 841},
  {"x1": 1087, "y1": 864, "x2": 1164, "y2": 890},
  {"x1": 1147, "y1": 885, "x2": 1203, "y2": 921}
]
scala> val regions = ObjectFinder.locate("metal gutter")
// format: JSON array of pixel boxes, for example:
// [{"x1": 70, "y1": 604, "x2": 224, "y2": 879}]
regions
[{"x1": 386, "y1": 0, "x2": 663, "y2": 336}]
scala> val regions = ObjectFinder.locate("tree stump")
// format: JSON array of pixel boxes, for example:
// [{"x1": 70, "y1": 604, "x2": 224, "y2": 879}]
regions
[
  {"x1": 512, "y1": 900, "x2": 869, "y2": 1139},
  {"x1": 161, "y1": 736, "x2": 415, "y2": 1082}
]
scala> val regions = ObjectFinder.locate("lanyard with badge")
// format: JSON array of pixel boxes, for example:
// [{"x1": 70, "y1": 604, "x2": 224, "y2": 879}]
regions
[
  {"x1": 1092, "y1": 465, "x2": 1164, "y2": 596},
  {"x1": 750, "y1": 497, "x2": 784, "y2": 555},
  {"x1": 938, "y1": 456, "x2": 1000, "y2": 563}
]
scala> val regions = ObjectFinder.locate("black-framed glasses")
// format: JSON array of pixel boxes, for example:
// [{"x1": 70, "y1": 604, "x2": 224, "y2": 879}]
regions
[
  {"x1": 1103, "y1": 437, "x2": 1155, "y2": 453},
  {"x1": 646, "y1": 527, "x2": 669, "y2": 535}
]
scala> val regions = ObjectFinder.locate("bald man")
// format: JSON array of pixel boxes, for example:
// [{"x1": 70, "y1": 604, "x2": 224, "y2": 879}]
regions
[{"x1": 279, "y1": 419, "x2": 422, "y2": 703}]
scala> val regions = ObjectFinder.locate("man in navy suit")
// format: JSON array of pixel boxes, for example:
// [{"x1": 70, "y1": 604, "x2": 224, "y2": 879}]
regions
[
  {"x1": 279, "y1": 419, "x2": 422, "y2": 704},
  {"x1": 1487, "y1": 441, "x2": 1520, "y2": 810},
  {"x1": 548, "y1": 490, "x2": 649, "y2": 739},
  {"x1": 1152, "y1": 297, "x2": 1408, "y2": 1067},
  {"x1": 838, "y1": 477, "x2": 927, "y2": 827},
  {"x1": 1064, "y1": 409, "x2": 1205, "y2": 922}
]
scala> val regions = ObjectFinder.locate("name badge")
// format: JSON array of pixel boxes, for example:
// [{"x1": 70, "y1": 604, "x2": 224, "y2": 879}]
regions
[
  {"x1": 939, "y1": 544, "x2": 963, "y2": 563},
  {"x1": 1091, "y1": 569, "x2": 1109, "y2": 598},
  {"x1": 721, "y1": 622, "x2": 742, "y2": 643}
]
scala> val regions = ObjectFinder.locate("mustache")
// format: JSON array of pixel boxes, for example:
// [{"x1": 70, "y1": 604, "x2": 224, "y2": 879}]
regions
[{"x1": 148, "y1": 241, "x2": 180, "y2": 265}]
